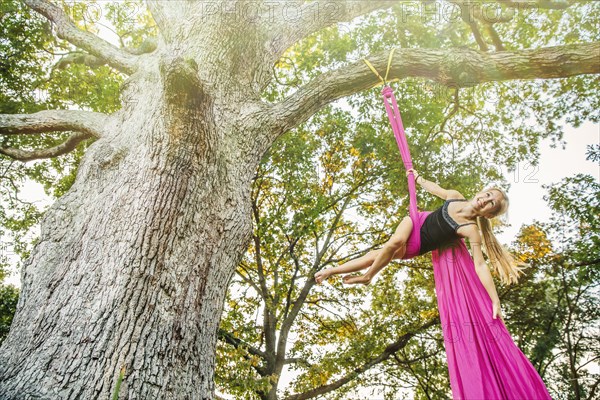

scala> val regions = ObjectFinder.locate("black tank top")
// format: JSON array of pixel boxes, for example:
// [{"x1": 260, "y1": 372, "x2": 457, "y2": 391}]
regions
[{"x1": 419, "y1": 199, "x2": 476, "y2": 255}]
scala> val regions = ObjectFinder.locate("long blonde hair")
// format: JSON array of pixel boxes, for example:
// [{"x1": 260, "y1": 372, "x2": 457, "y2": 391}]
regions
[{"x1": 476, "y1": 188, "x2": 527, "y2": 285}]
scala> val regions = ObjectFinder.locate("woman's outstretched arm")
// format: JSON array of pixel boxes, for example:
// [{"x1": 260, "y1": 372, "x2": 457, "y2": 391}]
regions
[
  {"x1": 462, "y1": 225, "x2": 503, "y2": 320},
  {"x1": 407, "y1": 169, "x2": 464, "y2": 200}
]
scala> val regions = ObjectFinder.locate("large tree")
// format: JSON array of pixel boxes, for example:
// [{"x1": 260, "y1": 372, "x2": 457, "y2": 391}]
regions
[{"x1": 0, "y1": 0, "x2": 598, "y2": 398}]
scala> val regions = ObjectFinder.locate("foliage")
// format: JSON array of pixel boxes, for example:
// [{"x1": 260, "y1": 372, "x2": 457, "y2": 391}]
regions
[
  {"x1": 216, "y1": 105, "x2": 451, "y2": 399},
  {"x1": 505, "y1": 175, "x2": 599, "y2": 399},
  {"x1": 0, "y1": 0, "x2": 154, "y2": 279},
  {"x1": 0, "y1": 284, "x2": 19, "y2": 345}
]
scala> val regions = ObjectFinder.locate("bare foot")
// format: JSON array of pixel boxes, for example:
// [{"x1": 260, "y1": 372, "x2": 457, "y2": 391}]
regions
[
  {"x1": 342, "y1": 274, "x2": 372, "y2": 285},
  {"x1": 314, "y1": 269, "x2": 332, "y2": 284}
]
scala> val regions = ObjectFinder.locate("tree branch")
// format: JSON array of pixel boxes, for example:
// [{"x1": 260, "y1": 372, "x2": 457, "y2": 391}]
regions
[
  {"x1": 587, "y1": 376, "x2": 600, "y2": 400},
  {"x1": 217, "y1": 328, "x2": 269, "y2": 376},
  {"x1": 0, "y1": 110, "x2": 107, "y2": 137},
  {"x1": 282, "y1": 238, "x2": 302, "y2": 321},
  {"x1": 284, "y1": 357, "x2": 312, "y2": 367},
  {"x1": 0, "y1": 132, "x2": 92, "y2": 162},
  {"x1": 235, "y1": 267, "x2": 263, "y2": 298},
  {"x1": 484, "y1": 23, "x2": 506, "y2": 51},
  {"x1": 217, "y1": 328, "x2": 268, "y2": 360},
  {"x1": 573, "y1": 258, "x2": 600, "y2": 267},
  {"x1": 465, "y1": 19, "x2": 489, "y2": 52},
  {"x1": 284, "y1": 317, "x2": 440, "y2": 400},
  {"x1": 123, "y1": 37, "x2": 158, "y2": 55},
  {"x1": 269, "y1": 1, "x2": 396, "y2": 60},
  {"x1": 277, "y1": 191, "x2": 355, "y2": 355},
  {"x1": 54, "y1": 52, "x2": 105, "y2": 70},
  {"x1": 146, "y1": 0, "x2": 189, "y2": 42},
  {"x1": 54, "y1": 36, "x2": 158, "y2": 70},
  {"x1": 270, "y1": 42, "x2": 600, "y2": 135},
  {"x1": 23, "y1": 0, "x2": 138, "y2": 74}
]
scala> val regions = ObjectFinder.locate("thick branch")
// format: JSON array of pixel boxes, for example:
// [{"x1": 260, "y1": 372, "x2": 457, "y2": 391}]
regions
[
  {"x1": 23, "y1": 0, "x2": 138, "y2": 74},
  {"x1": 54, "y1": 52, "x2": 105, "y2": 70},
  {"x1": 147, "y1": 0, "x2": 191, "y2": 43},
  {"x1": 269, "y1": 1, "x2": 395, "y2": 60},
  {"x1": 0, "y1": 110, "x2": 107, "y2": 137},
  {"x1": 270, "y1": 42, "x2": 600, "y2": 134},
  {"x1": 0, "y1": 132, "x2": 92, "y2": 162},
  {"x1": 0, "y1": 109, "x2": 105, "y2": 161},
  {"x1": 284, "y1": 317, "x2": 440, "y2": 400},
  {"x1": 55, "y1": 37, "x2": 158, "y2": 70}
]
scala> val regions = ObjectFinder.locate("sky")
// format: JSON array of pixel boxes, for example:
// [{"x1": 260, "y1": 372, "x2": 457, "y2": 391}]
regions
[{"x1": 497, "y1": 120, "x2": 599, "y2": 244}]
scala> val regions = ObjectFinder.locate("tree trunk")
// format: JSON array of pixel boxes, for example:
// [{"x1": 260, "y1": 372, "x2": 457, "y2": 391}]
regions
[{"x1": 0, "y1": 54, "x2": 260, "y2": 399}]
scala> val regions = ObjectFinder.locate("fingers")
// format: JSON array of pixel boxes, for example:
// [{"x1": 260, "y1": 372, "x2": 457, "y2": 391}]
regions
[
  {"x1": 314, "y1": 272, "x2": 324, "y2": 284},
  {"x1": 314, "y1": 271, "x2": 330, "y2": 285},
  {"x1": 492, "y1": 304, "x2": 503, "y2": 320}
]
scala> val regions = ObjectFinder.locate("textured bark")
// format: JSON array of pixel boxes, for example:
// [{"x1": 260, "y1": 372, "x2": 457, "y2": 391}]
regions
[{"x1": 0, "y1": 21, "x2": 270, "y2": 400}]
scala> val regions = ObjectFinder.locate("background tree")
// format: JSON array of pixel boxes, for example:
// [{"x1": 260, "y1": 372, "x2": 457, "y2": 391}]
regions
[
  {"x1": 538, "y1": 175, "x2": 599, "y2": 400},
  {"x1": 0, "y1": 0, "x2": 598, "y2": 398},
  {"x1": 480, "y1": 174, "x2": 599, "y2": 400},
  {"x1": 215, "y1": 107, "x2": 447, "y2": 400}
]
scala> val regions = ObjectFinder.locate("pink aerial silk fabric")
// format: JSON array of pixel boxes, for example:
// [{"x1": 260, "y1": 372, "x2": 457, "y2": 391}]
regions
[
  {"x1": 432, "y1": 242, "x2": 552, "y2": 399},
  {"x1": 381, "y1": 86, "x2": 552, "y2": 399}
]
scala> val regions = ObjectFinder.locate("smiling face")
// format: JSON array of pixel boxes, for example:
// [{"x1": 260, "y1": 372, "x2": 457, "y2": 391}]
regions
[{"x1": 471, "y1": 189, "x2": 507, "y2": 218}]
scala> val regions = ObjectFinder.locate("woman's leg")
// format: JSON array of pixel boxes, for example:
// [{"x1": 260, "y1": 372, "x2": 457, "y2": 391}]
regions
[
  {"x1": 343, "y1": 216, "x2": 414, "y2": 285},
  {"x1": 314, "y1": 250, "x2": 381, "y2": 284},
  {"x1": 314, "y1": 245, "x2": 411, "y2": 284}
]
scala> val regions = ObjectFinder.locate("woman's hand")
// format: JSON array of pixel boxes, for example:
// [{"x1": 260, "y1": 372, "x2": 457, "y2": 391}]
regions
[
  {"x1": 406, "y1": 168, "x2": 419, "y2": 181},
  {"x1": 492, "y1": 301, "x2": 503, "y2": 321},
  {"x1": 314, "y1": 269, "x2": 331, "y2": 285}
]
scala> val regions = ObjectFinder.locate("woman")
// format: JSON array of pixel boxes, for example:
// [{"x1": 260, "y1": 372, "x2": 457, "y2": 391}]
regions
[
  {"x1": 314, "y1": 169, "x2": 525, "y2": 320},
  {"x1": 314, "y1": 170, "x2": 554, "y2": 399}
]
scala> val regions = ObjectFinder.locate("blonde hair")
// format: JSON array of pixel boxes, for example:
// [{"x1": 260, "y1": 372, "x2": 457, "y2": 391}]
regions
[{"x1": 476, "y1": 188, "x2": 527, "y2": 285}]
